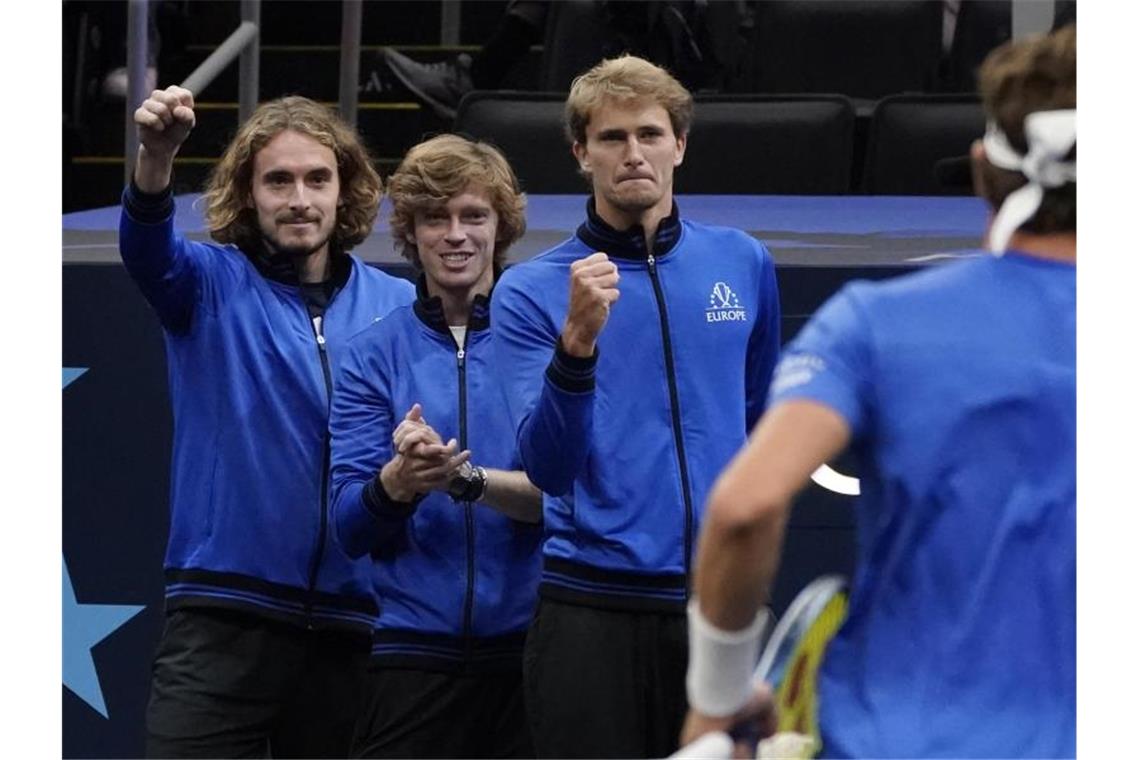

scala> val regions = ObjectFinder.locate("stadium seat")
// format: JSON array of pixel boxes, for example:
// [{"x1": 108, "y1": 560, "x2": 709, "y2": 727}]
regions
[
  {"x1": 680, "y1": 95, "x2": 855, "y2": 194},
  {"x1": 861, "y1": 94, "x2": 985, "y2": 195},
  {"x1": 454, "y1": 91, "x2": 581, "y2": 194},
  {"x1": 455, "y1": 92, "x2": 856, "y2": 196}
]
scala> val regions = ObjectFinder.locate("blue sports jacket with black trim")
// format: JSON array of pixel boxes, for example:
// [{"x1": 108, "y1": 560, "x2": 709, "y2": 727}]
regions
[
  {"x1": 329, "y1": 280, "x2": 543, "y2": 672},
  {"x1": 118, "y1": 183, "x2": 415, "y2": 636},
  {"x1": 490, "y1": 200, "x2": 781, "y2": 613}
]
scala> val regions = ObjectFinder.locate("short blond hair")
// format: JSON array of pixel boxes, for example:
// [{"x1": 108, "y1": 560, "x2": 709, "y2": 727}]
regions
[
  {"x1": 564, "y1": 55, "x2": 694, "y2": 144},
  {"x1": 387, "y1": 134, "x2": 527, "y2": 270},
  {"x1": 202, "y1": 96, "x2": 381, "y2": 254}
]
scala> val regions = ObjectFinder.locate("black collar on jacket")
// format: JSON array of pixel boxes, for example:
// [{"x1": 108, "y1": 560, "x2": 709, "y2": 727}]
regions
[
  {"x1": 575, "y1": 196, "x2": 683, "y2": 260},
  {"x1": 244, "y1": 241, "x2": 352, "y2": 290},
  {"x1": 411, "y1": 273, "x2": 492, "y2": 336}
]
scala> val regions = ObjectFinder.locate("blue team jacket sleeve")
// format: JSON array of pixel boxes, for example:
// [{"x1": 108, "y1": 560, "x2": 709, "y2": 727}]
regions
[
  {"x1": 329, "y1": 335, "x2": 410, "y2": 558},
  {"x1": 118, "y1": 183, "x2": 203, "y2": 335},
  {"x1": 768, "y1": 283, "x2": 874, "y2": 438},
  {"x1": 744, "y1": 245, "x2": 783, "y2": 432},
  {"x1": 491, "y1": 273, "x2": 594, "y2": 496}
]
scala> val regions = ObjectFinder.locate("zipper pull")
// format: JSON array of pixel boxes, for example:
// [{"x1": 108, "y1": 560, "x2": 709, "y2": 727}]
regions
[
  {"x1": 456, "y1": 347, "x2": 465, "y2": 366},
  {"x1": 647, "y1": 253, "x2": 656, "y2": 272},
  {"x1": 312, "y1": 315, "x2": 326, "y2": 349}
]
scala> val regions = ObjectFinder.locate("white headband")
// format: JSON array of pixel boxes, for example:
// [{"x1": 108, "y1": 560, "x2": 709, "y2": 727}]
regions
[{"x1": 982, "y1": 109, "x2": 1076, "y2": 254}]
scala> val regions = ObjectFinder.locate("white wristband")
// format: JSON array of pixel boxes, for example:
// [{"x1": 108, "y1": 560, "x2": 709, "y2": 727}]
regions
[{"x1": 686, "y1": 599, "x2": 769, "y2": 717}]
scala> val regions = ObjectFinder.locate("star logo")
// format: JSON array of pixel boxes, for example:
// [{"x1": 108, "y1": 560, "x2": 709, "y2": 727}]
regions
[
  {"x1": 62, "y1": 557, "x2": 145, "y2": 719},
  {"x1": 63, "y1": 367, "x2": 146, "y2": 718}
]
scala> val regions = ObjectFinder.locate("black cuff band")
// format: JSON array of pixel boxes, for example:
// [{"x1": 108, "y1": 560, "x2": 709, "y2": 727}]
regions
[
  {"x1": 545, "y1": 339, "x2": 598, "y2": 393},
  {"x1": 363, "y1": 474, "x2": 421, "y2": 519},
  {"x1": 123, "y1": 179, "x2": 175, "y2": 224}
]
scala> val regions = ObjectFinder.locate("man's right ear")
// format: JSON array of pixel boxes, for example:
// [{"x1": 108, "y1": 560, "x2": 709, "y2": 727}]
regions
[{"x1": 572, "y1": 142, "x2": 589, "y2": 173}]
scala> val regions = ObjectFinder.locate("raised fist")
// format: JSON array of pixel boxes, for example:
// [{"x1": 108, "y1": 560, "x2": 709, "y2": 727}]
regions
[{"x1": 561, "y1": 251, "x2": 621, "y2": 358}]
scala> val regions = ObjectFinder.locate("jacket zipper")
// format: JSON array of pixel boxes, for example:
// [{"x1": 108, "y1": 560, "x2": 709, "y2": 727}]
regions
[
  {"x1": 453, "y1": 328, "x2": 477, "y2": 660},
  {"x1": 305, "y1": 313, "x2": 334, "y2": 627},
  {"x1": 646, "y1": 254, "x2": 695, "y2": 595}
]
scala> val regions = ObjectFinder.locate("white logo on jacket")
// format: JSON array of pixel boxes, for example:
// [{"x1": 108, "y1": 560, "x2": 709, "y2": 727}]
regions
[{"x1": 705, "y1": 281, "x2": 748, "y2": 323}]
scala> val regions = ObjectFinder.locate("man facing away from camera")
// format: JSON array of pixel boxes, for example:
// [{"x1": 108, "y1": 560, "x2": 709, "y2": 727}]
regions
[{"x1": 682, "y1": 24, "x2": 1076, "y2": 760}]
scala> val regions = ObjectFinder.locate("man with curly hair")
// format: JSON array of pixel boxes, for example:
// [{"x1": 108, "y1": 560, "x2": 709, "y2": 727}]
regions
[
  {"x1": 329, "y1": 134, "x2": 542, "y2": 758},
  {"x1": 120, "y1": 87, "x2": 414, "y2": 758}
]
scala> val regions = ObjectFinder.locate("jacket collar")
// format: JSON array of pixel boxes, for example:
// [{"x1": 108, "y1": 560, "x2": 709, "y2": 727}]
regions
[
  {"x1": 411, "y1": 274, "x2": 492, "y2": 335},
  {"x1": 243, "y1": 241, "x2": 352, "y2": 290},
  {"x1": 575, "y1": 197, "x2": 683, "y2": 260}
]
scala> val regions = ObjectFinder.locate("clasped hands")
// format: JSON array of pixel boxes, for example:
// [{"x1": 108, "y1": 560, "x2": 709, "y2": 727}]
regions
[{"x1": 378, "y1": 404, "x2": 471, "y2": 502}]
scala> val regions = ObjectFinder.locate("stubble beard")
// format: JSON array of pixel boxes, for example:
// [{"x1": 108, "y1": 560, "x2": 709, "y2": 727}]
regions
[
  {"x1": 263, "y1": 225, "x2": 334, "y2": 261},
  {"x1": 606, "y1": 178, "x2": 665, "y2": 216}
]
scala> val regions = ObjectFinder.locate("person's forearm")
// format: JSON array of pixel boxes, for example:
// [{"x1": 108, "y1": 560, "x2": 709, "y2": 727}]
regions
[
  {"x1": 479, "y1": 469, "x2": 542, "y2": 523},
  {"x1": 134, "y1": 144, "x2": 175, "y2": 193},
  {"x1": 515, "y1": 343, "x2": 596, "y2": 494},
  {"x1": 695, "y1": 401, "x2": 851, "y2": 629},
  {"x1": 694, "y1": 489, "x2": 789, "y2": 630}
]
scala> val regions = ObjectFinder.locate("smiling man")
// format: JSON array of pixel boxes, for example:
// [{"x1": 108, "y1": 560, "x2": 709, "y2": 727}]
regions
[
  {"x1": 120, "y1": 88, "x2": 414, "y2": 757},
  {"x1": 490, "y1": 55, "x2": 783, "y2": 758},
  {"x1": 329, "y1": 134, "x2": 543, "y2": 758}
]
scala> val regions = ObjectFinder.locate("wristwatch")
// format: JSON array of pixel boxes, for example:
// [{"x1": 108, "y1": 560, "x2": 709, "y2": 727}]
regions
[{"x1": 447, "y1": 461, "x2": 487, "y2": 503}]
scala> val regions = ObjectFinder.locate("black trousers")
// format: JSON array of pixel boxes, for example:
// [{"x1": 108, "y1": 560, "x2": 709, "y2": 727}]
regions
[
  {"x1": 145, "y1": 607, "x2": 370, "y2": 759},
  {"x1": 351, "y1": 665, "x2": 534, "y2": 759},
  {"x1": 523, "y1": 597, "x2": 689, "y2": 759}
]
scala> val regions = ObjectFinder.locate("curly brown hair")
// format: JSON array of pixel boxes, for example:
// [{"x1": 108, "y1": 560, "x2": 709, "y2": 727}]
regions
[
  {"x1": 564, "y1": 55, "x2": 694, "y2": 146},
  {"x1": 387, "y1": 134, "x2": 527, "y2": 270},
  {"x1": 201, "y1": 96, "x2": 382, "y2": 253},
  {"x1": 977, "y1": 24, "x2": 1076, "y2": 234}
]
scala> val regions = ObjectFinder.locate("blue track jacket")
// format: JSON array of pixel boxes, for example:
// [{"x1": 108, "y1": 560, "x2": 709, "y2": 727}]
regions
[
  {"x1": 491, "y1": 201, "x2": 781, "y2": 612},
  {"x1": 330, "y1": 280, "x2": 542, "y2": 672},
  {"x1": 118, "y1": 183, "x2": 414, "y2": 635}
]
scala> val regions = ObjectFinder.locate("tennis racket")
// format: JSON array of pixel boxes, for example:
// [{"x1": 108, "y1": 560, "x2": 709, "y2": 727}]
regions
[
  {"x1": 745, "y1": 574, "x2": 849, "y2": 759},
  {"x1": 671, "y1": 576, "x2": 849, "y2": 759}
]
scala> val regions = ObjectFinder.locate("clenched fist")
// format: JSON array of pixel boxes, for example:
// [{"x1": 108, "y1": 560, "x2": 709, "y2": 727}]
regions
[
  {"x1": 560, "y1": 252, "x2": 621, "y2": 357},
  {"x1": 133, "y1": 85, "x2": 196, "y2": 192}
]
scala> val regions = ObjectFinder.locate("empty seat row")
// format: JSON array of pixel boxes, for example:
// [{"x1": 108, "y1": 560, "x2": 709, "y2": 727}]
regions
[{"x1": 453, "y1": 92, "x2": 985, "y2": 196}]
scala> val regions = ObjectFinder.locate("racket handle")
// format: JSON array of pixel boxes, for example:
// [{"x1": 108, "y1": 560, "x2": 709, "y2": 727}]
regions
[{"x1": 669, "y1": 731, "x2": 734, "y2": 759}]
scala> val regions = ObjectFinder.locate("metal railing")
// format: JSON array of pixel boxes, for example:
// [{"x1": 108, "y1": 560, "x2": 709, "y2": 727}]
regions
[
  {"x1": 339, "y1": 0, "x2": 363, "y2": 126},
  {"x1": 124, "y1": 0, "x2": 263, "y2": 183},
  {"x1": 123, "y1": 0, "x2": 375, "y2": 182}
]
